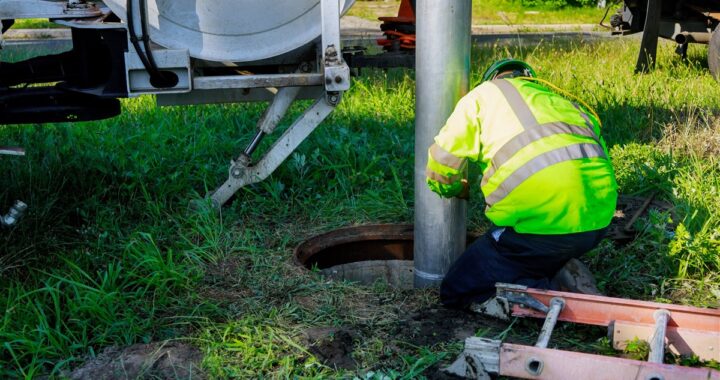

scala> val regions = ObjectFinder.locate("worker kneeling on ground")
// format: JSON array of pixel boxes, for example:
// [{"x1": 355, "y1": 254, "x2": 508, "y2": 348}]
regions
[{"x1": 426, "y1": 59, "x2": 618, "y2": 310}]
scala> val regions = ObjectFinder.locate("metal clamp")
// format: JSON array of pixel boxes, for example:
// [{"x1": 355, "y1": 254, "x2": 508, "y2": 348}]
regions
[
  {"x1": 320, "y1": 0, "x2": 350, "y2": 93},
  {"x1": 496, "y1": 283, "x2": 550, "y2": 314}
]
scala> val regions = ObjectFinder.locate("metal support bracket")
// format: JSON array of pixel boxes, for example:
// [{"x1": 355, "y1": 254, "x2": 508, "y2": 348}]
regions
[
  {"x1": 496, "y1": 283, "x2": 550, "y2": 313},
  {"x1": 209, "y1": 93, "x2": 338, "y2": 207},
  {"x1": 321, "y1": 0, "x2": 350, "y2": 93},
  {"x1": 444, "y1": 338, "x2": 501, "y2": 380},
  {"x1": 207, "y1": 0, "x2": 348, "y2": 208}
]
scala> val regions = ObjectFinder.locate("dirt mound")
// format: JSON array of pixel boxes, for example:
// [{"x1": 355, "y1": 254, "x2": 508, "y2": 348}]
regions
[
  {"x1": 67, "y1": 342, "x2": 205, "y2": 380},
  {"x1": 302, "y1": 327, "x2": 357, "y2": 370}
]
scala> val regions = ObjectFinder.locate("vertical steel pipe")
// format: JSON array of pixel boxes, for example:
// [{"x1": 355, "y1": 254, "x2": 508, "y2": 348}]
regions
[{"x1": 414, "y1": 0, "x2": 471, "y2": 288}]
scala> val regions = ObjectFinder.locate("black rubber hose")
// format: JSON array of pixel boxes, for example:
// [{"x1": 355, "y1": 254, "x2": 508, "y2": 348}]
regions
[
  {"x1": 138, "y1": 0, "x2": 173, "y2": 87},
  {"x1": 126, "y1": 0, "x2": 154, "y2": 75},
  {"x1": 126, "y1": 0, "x2": 174, "y2": 88}
]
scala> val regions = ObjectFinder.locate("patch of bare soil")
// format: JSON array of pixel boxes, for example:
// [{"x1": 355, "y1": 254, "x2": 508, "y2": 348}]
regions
[
  {"x1": 394, "y1": 306, "x2": 507, "y2": 348},
  {"x1": 199, "y1": 255, "x2": 251, "y2": 304},
  {"x1": 301, "y1": 327, "x2": 358, "y2": 370},
  {"x1": 67, "y1": 342, "x2": 205, "y2": 380},
  {"x1": 203, "y1": 256, "x2": 245, "y2": 284}
]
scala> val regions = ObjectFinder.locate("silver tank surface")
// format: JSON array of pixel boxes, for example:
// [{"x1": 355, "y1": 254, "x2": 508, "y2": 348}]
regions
[{"x1": 103, "y1": 0, "x2": 356, "y2": 62}]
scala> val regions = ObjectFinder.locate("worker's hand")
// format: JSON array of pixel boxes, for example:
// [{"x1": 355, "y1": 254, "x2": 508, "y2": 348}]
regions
[{"x1": 457, "y1": 179, "x2": 469, "y2": 200}]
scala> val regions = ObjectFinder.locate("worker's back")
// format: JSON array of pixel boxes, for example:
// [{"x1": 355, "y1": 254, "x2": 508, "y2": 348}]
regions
[{"x1": 430, "y1": 78, "x2": 617, "y2": 234}]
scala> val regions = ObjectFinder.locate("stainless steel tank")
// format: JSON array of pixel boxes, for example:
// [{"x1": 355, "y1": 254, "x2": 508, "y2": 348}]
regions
[{"x1": 103, "y1": 0, "x2": 356, "y2": 62}]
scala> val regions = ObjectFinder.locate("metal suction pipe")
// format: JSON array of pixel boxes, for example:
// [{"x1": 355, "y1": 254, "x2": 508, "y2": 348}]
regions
[
  {"x1": 675, "y1": 32, "x2": 711, "y2": 45},
  {"x1": 414, "y1": 0, "x2": 471, "y2": 288}
]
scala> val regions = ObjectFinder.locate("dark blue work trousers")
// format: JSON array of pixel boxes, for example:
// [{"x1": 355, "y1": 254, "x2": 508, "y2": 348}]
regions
[{"x1": 440, "y1": 226, "x2": 607, "y2": 309}]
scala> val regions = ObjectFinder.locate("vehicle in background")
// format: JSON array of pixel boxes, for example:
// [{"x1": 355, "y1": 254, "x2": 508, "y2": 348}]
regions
[
  {"x1": 1, "y1": 0, "x2": 354, "y2": 217},
  {"x1": 610, "y1": 1, "x2": 720, "y2": 77}
]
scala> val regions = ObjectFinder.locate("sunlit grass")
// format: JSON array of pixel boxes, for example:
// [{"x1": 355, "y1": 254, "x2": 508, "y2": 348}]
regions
[{"x1": 347, "y1": 0, "x2": 608, "y2": 25}]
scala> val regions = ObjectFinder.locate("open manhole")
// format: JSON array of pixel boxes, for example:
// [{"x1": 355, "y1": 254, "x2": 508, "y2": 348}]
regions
[
  {"x1": 295, "y1": 224, "x2": 416, "y2": 289},
  {"x1": 295, "y1": 197, "x2": 675, "y2": 288},
  {"x1": 294, "y1": 224, "x2": 478, "y2": 289}
]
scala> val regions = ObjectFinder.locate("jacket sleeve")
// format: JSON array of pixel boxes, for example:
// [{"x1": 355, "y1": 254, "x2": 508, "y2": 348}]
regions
[{"x1": 426, "y1": 94, "x2": 482, "y2": 198}]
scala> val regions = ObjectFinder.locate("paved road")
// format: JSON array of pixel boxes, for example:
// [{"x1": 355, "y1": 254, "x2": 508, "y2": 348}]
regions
[
  {"x1": 2, "y1": 16, "x2": 608, "y2": 42},
  {"x1": 1, "y1": 16, "x2": 619, "y2": 54},
  {"x1": 341, "y1": 15, "x2": 604, "y2": 38}
]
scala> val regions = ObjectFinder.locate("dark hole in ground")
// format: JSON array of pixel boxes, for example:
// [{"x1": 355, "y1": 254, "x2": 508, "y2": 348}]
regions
[{"x1": 295, "y1": 224, "x2": 415, "y2": 269}]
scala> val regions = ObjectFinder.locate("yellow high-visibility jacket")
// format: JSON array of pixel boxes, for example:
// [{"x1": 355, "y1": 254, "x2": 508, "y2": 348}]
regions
[{"x1": 426, "y1": 78, "x2": 618, "y2": 234}]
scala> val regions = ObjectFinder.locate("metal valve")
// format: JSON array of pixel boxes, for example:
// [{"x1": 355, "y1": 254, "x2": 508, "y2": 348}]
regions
[{"x1": 1, "y1": 200, "x2": 28, "y2": 228}]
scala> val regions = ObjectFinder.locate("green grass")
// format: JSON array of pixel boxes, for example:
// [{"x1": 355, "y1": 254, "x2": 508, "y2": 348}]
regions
[
  {"x1": 1, "y1": 36, "x2": 720, "y2": 378},
  {"x1": 9, "y1": 19, "x2": 63, "y2": 29},
  {"x1": 473, "y1": 0, "x2": 609, "y2": 25},
  {"x1": 347, "y1": 0, "x2": 609, "y2": 25}
]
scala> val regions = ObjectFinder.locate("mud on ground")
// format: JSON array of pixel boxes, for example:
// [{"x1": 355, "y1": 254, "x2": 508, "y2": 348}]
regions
[{"x1": 303, "y1": 303, "x2": 513, "y2": 377}]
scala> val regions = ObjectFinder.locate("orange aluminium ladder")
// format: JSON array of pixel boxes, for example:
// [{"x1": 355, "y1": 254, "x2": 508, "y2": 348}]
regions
[{"x1": 446, "y1": 283, "x2": 720, "y2": 380}]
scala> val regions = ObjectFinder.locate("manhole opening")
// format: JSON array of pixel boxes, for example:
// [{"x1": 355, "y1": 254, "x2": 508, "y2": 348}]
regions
[
  {"x1": 294, "y1": 224, "x2": 476, "y2": 289},
  {"x1": 294, "y1": 224, "x2": 415, "y2": 289}
]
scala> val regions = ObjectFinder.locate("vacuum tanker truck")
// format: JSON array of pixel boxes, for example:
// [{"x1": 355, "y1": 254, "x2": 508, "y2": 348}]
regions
[
  {"x1": 0, "y1": 0, "x2": 357, "y2": 215},
  {"x1": 612, "y1": 0, "x2": 720, "y2": 75}
]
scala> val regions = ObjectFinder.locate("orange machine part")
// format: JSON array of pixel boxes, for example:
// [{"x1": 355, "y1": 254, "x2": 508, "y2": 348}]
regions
[
  {"x1": 377, "y1": 0, "x2": 416, "y2": 50},
  {"x1": 377, "y1": 30, "x2": 416, "y2": 49},
  {"x1": 378, "y1": 0, "x2": 416, "y2": 24}
]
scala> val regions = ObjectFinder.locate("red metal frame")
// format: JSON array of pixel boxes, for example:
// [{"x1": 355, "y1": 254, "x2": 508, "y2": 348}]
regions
[
  {"x1": 499, "y1": 344, "x2": 720, "y2": 380},
  {"x1": 497, "y1": 284, "x2": 720, "y2": 362}
]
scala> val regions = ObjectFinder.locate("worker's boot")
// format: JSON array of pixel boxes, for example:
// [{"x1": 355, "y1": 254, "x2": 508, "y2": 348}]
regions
[{"x1": 551, "y1": 258, "x2": 602, "y2": 296}]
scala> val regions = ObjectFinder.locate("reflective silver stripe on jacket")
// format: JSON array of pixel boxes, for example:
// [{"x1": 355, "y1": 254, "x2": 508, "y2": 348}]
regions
[
  {"x1": 484, "y1": 143, "x2": 607, "y2": 206},
  {"x1": 573, "y1": 103, "x2": 597, "y2": 130},
  {"x1": 426, "y1": 168, "x2": 462, "y2": 185},
  {"x1": 481, "y1": 122, "x2": 602, "y2": 187},
  {"x1": 492, "y1": 79, "x2": 538, "y2": 127},
  {"x1": 430, "y1": 143, "x2": 466, "y2": 170}
]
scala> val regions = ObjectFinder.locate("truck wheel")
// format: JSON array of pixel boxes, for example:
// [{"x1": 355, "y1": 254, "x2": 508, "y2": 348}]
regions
[{"x1": 708, "y1": 29, "x2": 720, "y2": 81}]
